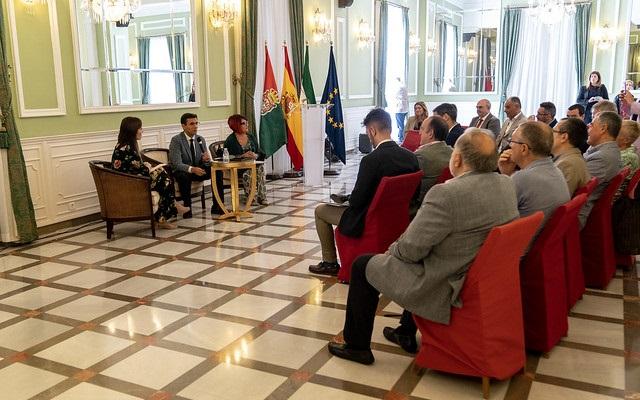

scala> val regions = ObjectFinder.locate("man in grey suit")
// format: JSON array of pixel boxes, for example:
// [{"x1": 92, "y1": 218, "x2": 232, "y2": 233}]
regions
[
  {"x1": 469, "y1": 99, "x2": 500, "y2": 137},
  {"x1": 328, "y1": 129, "x2": 519, "y2": 364},
  {"x1": 578, "y1": 111, "x2": 623, "y2": 226},
  {"x1": 496, "y1": 96, "x2": 527, "y2": 153},
  {"x1": 169, "y1": 113, "x2": 223, "y2": 217},
  {"x1": 410, "y1": 115, "x2": 452, "y2": 215}
]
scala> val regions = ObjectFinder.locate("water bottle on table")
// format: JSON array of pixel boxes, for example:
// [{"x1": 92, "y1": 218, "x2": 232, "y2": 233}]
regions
[{"x1": 222, "y1": 148, "x2": 230, "y2": 163}]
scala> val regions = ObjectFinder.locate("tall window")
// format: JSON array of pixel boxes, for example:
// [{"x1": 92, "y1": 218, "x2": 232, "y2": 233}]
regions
[
  {"x1": 148, "y1": 36, "x2": 177, "y2": 104},
  {"x1": 385, "y1": 3, "x2": 408, "y2": 138}
]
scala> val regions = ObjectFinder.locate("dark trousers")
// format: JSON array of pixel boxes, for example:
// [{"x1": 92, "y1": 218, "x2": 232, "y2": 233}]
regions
[
  {"x1": 343, "y1": 254, "x2": 417, "y2": 350},
  {"x1": 173, "y1": 167, "x2": 224, "y2": 210}
]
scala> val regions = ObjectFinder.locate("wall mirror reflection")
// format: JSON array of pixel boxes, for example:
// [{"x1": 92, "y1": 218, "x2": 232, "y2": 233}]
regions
[
  {"x1": 72, "y1": 0, "x2": 196, "y2": 110},
  {"x1": 425, "y1": 0, "x2": 500, "y2": 94},
  {"x1": 627, "y1": 0, "x2": 640, "y2": 90}
]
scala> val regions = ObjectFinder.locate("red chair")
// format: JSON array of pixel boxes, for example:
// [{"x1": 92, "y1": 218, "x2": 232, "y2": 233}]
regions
[
  {"x1": 614, "y1": 168, "x2": 640, "y2": 267},
  {"x1": 581, "y1": 168, "x2": 630, "y2": 288},
  {"x1": 414, "y1": 212, "x2": 544, "y2": 400},
  {"x1": 435, "y1": 167, "x2": 453, "y2": 184},
  {"x1": 565, "y1": 177, "x2": 597, "y2": 309},
  {"x1": 335, "y1": 171, "x2": 423, "y2": 282},
  {"x1": 400, "y1": 130, "x2": 421, "y2": 152},
  {"x1": 520, "y1": 195, "x2": 587, "y2": 352}
]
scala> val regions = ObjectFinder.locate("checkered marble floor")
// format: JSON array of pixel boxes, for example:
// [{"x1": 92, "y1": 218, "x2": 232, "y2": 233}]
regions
[{"x1": 0, "y1": 153, "x2": 638, "y2": 400}]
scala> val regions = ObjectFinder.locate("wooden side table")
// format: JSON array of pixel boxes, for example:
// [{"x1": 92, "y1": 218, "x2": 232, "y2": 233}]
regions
[{"x1": 210, "y1": 159, "x2": 262, "y2": 221}]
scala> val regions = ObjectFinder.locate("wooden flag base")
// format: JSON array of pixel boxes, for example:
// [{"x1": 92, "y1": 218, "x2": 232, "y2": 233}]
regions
[
  {"x1": 283, "y1": 169, "x2": 303, "y2": 178},
  {"x1": 266, "y1": 173, "x2": 283, "y2": 181},
  {"x1": 323, "y1": 168, "x2": 340, "y2": 176}
]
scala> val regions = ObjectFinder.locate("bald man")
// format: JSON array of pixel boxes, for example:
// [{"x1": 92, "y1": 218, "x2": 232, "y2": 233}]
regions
[
  {"x1": 470, "y1": 99, "x2": 501, "y2": 137},
  {"x1": 328, "y1": 129, "x2": 519, "y2": 363}
]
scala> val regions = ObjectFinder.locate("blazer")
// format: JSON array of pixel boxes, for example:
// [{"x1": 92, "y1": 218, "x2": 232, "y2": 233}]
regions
[
  {"x1": 404, "y1": 115, "x2": 426, "y2": 132},
  {"x1": 469, "y1": 113, "x2": 501, "y2": 137},
  {"x1": 338, "y1": 141, "x2": 420, "y2": 237},
  {"x1": 445, "y1": 123, "x2": 465, "y2": 146},
  {"x1": 223, "y1": 132, "x2": 265, "y2": 160},
  {"x1": 553, "y1": 147, "x2": 591, "y2": 195},
  {"x1": 413, "y1": 141, "x2": 453, "y2": 207},
  {"x1": 365, "y1": 172, "x2": 519, "y2": 324},
  {"x1": 169, "y1": 132, "x2": 209, "y2": 174},
  {"x1": 496, "y1": 112, "x2": 527, "y2": 152},
  {"x1": 579, "y1": 141, "x2": 622, "y2": 226}
]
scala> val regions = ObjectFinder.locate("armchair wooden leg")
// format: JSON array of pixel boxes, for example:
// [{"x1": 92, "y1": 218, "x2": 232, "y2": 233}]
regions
[
  {"x1": 150, "y1": 218, "x2": 156, "y2": 238},
  {"x1": 482, "y1": 376, "x2": 490, "y2": 399},
  {"x1": 106, "y1": 221, "x2": 114, "y2": 239},
  {"x1": 200, "y1": 190, "x2": 205, "y2": 209}
]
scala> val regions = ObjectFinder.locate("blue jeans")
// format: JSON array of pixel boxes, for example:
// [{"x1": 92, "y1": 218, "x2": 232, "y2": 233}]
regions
[{"x1": 396, "y1": 112, "x2": 408, "y2": 142}]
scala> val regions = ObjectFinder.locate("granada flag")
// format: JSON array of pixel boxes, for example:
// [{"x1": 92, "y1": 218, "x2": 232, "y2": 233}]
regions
[
  {"x1": 259, "y1": 46, "x2": 286, "y2": 157},
  {"x1": 281, "y1": 45, "x2": 304, "y2": 170}
]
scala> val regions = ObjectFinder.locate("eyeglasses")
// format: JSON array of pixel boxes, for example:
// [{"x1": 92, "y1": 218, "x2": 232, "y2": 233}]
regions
[
  {"x1": 240, "y1": 121, "x2": 248, "y2": 125},
  {"x1": 507, "y1": 139, "x2": 528, "y2": 147},
  {"x1": 552, "y1": 129, "x2": 567, "y2": 134}
]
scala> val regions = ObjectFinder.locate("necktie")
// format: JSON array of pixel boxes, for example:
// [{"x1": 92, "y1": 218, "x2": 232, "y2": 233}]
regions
[
  {"x1": 476, "y1": 118, "x2": 484, "y2": 128},
  {"x1": 189, "y1": 138, "x2": 196, "y2": 164}
]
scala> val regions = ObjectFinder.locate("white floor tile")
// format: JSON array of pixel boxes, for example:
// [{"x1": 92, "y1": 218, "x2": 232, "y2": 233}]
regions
[
  {"x1": 154, "y1": 284, "x2": 228, "y2": 308},
  {"x1": 102, "y1": 237, "x2": 157, "y2": 250},
  {"x1": 143, "y1": 242, "x2": 199, "y2": 256},
  {"x1": 64, "y1": 231, "x2": 108, "y2": 245},
  {"x1": 9, "y1": 262, "x2": 78, "y2": 280},
  {"x1": 0, "y1": 318, "x2": 70, "y2": 351},
  {"x1": 245, "y1": 330, "x2": 326, "y2": 368},
  {"x1": 220, "y1": 235, "x2": 273, "y2": 249},
  {"x1": 35, "y1": 331, "x2": 134, "y2": 369},
  {"x1": 0, "y1": 363, "x2": 66, "y2": 400},
  {"x1": 0, "y1": 255, "x2": 37, "y2": 272},
  {"x1": 0, "y1": 278, "x2": 29, "y2": 296},
  {"x1": 102, "y1": 305, "x2": 187, "y2": 336},
  {"x1": 213, "y1": 294, "x2": 290, "y2": 321},
  {"x1": 54, "y1": 269, "x2": 124, "y2": 288},
  {"x1": 263, "y1": 240, "x2": 318, "y2": 255},
  {"x1": 279, "y1": 304, "x2": 345, "y2": 335},
  {"x1": 566, "y1": 317, "x2": 624, "y2": 350},
  {"x1": 147, "y1": 260, "x2": 210, "y2": 278},
  {"x1": 412, "y1": 369, "x2": 509, "y2": 400},
  {"x1": 253, "y1": 275, "x2": 322, "y2": 297},
  {"x1": 21, "y1": 242, "x2": 82, "y2": 257},
  {"x1": 527, "y1": 382, "x2": 621, "y2": 400},
  {"x1": 199, "y1": 267, "x2": 264, "y2": 287},
  {"x1": 53, "y1": 383, "x2": 142, "y2": 400},
  {"x1": 163, "y1": 317, "x2": 254, "y2": 351},
  {"x1": 245, "y1": 225, "x2": 296, "y2": 237},
  {"x1": 102, "y1": 276, "x2": 173, "y2": 298},
  {"x1": 102, "y1": 254, "x2": 165, "y2": 271},
  {"x1": 47, "y1": 295, "x2": 129, "y2": 321},
  {"x1": 572, "y1": 295, "x2": 623, "y2": 320},
  {"x1": 176, "y1": 230, "x2": 231, "y2": 243},
  {"x1": 234, "y1": 253, "x2": 294, "y2": 270},
  {"x1": 186, "y1": 247, "x2": 244, "y2": 263},
  {"x1": 289, "y1": 383, "x2": 378, "y2": 400},
  {"x1": 0, "y1": 286, "x2": 76, "y2": 310}
]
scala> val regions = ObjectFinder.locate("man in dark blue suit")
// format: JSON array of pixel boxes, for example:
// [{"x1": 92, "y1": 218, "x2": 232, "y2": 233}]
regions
[{"x1": 433, "y1": 103, "x2": 464, "y2": 147}]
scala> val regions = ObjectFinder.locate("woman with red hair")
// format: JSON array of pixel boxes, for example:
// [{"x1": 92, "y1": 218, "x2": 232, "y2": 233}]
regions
[{"x1": 224, "y1": 114, "x2": 268, "y2": 205}]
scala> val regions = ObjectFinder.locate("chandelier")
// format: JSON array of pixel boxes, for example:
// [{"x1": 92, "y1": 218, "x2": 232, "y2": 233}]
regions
[
  {"x1": 81, "y1": 0, "x2": 140, "y2": 24},
  {"x1": 311, "y1": 8, "x2": 332, "y2": 43},
  {"x1": 208, "y1": 0, "x2": 238, "y2": 29},
  {"x1": 528, "y1": 0, "x2": 576, "y2": 25},
  {"x1": 356, "y1": 19, "x2": 375, "y2": 48},
  {"x1": 409, "y1": 33, "x2": 421, "y2": 55}
]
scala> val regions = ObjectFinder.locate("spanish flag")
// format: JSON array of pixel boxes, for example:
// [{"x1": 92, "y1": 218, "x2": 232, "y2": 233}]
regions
[{"x1": 281, "y1": 45, "x2": 303, "y2": 170}]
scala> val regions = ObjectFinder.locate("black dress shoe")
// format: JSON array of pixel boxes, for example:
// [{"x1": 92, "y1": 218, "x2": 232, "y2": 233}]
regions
[
  {"x1": 328, "y1": 342, "x2": 374, "y2": 365},
  {"x1": 211, "y1": 206, "x2": 223, "y2": 215},
  {"x1": 308, "y1": 261, "x2": 340, "y2": 276},
  {"x1": 382, "y1": 326, "x2": 418, "y2": 354},
  {"x1": 182, "y1": 211, "x2": 193, "y2": 219}
]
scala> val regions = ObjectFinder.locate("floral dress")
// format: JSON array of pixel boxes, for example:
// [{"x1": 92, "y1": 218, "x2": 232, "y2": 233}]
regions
[{"x1": 111, "y1": 144, "x2": 178, "y2": 222}]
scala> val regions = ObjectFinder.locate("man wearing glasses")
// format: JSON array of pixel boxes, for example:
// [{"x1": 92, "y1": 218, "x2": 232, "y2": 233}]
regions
[
  {"x1": 529, "y1": 102, "x2": 558, "y2": 128},
  {"x1": 551, "y1": 118, "x2": 591, "y2": 195},
  {"x1": 498, "y1": 121, "x2": 570, "y2": 229}
]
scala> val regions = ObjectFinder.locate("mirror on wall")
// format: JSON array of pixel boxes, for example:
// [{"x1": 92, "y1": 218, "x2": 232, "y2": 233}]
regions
[
  {"x1": 72, "y1": 0, "x2": 196, "y2": 110},
  {"x1": 627, "y1": 4, "x2": 640, "y2": 90},
  {"x1": 425, "y1": 0, "x2": 500, "y2": 93}
]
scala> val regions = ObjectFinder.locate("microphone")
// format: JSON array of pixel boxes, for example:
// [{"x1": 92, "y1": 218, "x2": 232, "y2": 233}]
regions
[{"x1": 196, "y1": 137, "x2": 206, "y2": 153}]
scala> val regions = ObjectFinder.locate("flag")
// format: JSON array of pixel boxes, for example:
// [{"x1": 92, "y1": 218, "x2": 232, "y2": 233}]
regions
[
  {"x1": 281, "y1": 45, "x2": 304, "y2": 170},
  {"x1": 259, "y1": 46, "x2": 286, "y2": 157},
  {"x1": 321, "y1": 45, "x2": 346, "y2": 164},
  {"x1": 300, "y1": 44, "x2": 316, "y2": 105}
]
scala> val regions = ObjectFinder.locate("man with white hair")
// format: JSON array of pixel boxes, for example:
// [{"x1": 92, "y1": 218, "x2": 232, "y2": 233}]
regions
[{"x1": 470, "y1": 99, "x2": 501, "y2": 137}]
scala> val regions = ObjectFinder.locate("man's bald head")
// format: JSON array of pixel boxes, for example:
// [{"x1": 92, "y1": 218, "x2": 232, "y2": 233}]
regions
[{"x1": 456, "y1": 128, "x2": 498, "y2": 173}]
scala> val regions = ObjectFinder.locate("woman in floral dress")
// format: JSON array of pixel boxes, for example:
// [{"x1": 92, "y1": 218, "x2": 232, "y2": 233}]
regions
[{"x1": 111, "y1": 117, "x2": 188, "y2": 229}]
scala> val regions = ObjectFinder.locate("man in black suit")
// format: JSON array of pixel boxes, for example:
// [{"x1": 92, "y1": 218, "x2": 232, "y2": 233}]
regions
[
  {"x1": 309, "y1": 108, "x2": 420, "y2": 276},
  {"x1": 433, "y1": 103, "x2": 465, "y2": 146},
  {"x1": 169, "y1": 113, "x2": 224, "y2": 218},
  {"x1": 530, "y1": 101, "x2": 558, "y2": 128}
]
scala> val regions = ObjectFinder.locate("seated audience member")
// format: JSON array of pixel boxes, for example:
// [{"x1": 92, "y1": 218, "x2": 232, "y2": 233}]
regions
[
  {"x1": 578, "y1": 111, "x2": 623, "y2": 226},
  {"x1": 327, "y1": 130, "x2": 518, "y2": 363},
  {"x1": 169, "y1": 113, "x2": 224, "y2": 217},
  {"x1": 411, "y1": 116, "x2": 453, "y2": 214},
  {"x1": 552, "y1": 118, "x2": 591, "y2": 195},
  {"x1": 433, "y1": 103, "x2": 464, "y2": 146},
  {"x1": 621, "y1": 89, "x2": 640, "y2": 121},
  {"x1": 529, "y1": 101, "x2": 558, "y2": 128},
  {"x1": 615, "y1": 120, "x2": 640, "y2": 199},
  {"x1": 224, "y1": 114, "x2": 269, "y2": 205},
  {"x1": 111, "y1": 117, "x2": 189, "y2": 229},
  {"x1": 591, "y1": 100, "x2": 618, "y2": 122},
  {"x1": 496, "y1": 96, "x2": 527, "y2": 152},
  {"x1": 566, "y1": 103, "x2": 585, "y2": 120},
  {"x1": 498, "y1": 121, "x2": 570, "y2": 227},
  {"x1": 309, "y1": 108, "x2": 420, "y2": 276},
  {"x1": 404, "y1": 101, "x2": 429, "y2": 132},
  {"x1": 470, "y1": 99, "x2": 501, "y2": 137},
  {"x1": 615, "y1": 80, "x2": 635, "y2": 120}
]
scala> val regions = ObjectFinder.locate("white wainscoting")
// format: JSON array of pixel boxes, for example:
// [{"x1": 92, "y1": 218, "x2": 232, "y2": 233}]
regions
[
  {"x1": 343, "y1": 106, "x2": 372, "y2": 150},
  {"x1": 21, "y1": 120, "x2": 229, "y2": 227}
]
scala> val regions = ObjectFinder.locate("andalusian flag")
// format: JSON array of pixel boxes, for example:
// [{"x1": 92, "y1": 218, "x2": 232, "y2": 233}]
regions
[
  {"x1": 281, "y1": 45, "x2": 304, "y2": 170},
  {"x1": 321, "y1": 45, "x2": 346, "y2": 164},
  {"x1": 259, "y1": 46, "x2": 286, "y2": 157},
  {"x1": 300, "y1": 44, "x2": 316, "y2": 104}
]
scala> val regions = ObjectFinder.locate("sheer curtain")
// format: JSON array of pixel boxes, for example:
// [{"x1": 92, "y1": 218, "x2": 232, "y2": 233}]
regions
[{"x1": 507, "y1": 9, "x2": 577, "y2": 117}]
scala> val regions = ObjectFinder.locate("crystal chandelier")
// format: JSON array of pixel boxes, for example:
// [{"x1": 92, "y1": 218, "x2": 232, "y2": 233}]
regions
[
  {"x1": 409, "y1": 33, "x2": 421, "y2": 55},
  {"x1": 208, "y1": 0, "x2": 238, "y2": 29},
  {"x1": 81, "y1": 0, "x2": 140, "y2": 24},
  {"x1": 528, "y1": 0, "x2": 576, "y2": 25}
]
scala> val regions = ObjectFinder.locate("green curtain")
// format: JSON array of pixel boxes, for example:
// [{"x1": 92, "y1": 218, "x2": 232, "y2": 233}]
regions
[
  {"x1": 629, "y1": 44, "x2": 640, "y2": 80},
  {"x1": 137, "y1": 37, "x2": 150, "y2": 104},
  {"x1": 375, "y1": 0, "x2": 388, "y2": 108},
  {"x1": 167, "y1": 34, "x2": 185, "y2": 102},
  {"x1": 574, "y1": 3, "x2": 592, "y2": 88},
  {"x1": 499, "y1": 8, "x2": 521, "y2": 116},
  {"x1": 240, "y1": 0, "x2": 257, "y2": 129},
  {"x1": 288, "y1": 0, "x2": 304, "y2": 95},
  {"x1": 0, "y1": 1, "x2": 37, "y2": 243},
  {"x1": 437, "y1": 20, "x2": 446, "y2": 91}
]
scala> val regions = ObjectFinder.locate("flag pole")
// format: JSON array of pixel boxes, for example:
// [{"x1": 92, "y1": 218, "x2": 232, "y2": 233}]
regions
[{"x1": 282, "y1": 39, "x2": 303, "y2": 179}]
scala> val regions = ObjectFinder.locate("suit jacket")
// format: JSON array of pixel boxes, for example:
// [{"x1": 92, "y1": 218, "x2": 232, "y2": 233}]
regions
[
  {"x1": 366, "y1": 172, "x2": 519, "y2": 324},
  {"x1": 445, "y1": 124, "x2": 465, "y2": 146},
  {"x1": 469, "y1": 113, "x2": 501, "y2": 137},
  {"x1": 169, "y1": 132, "x2": 209, "y2": 174},
  {"x1": 553, "y1": 147, "x2": 591, "y2": 195},
  {"x1": 496, "y1": 113, "x2": 527, "y2": 152},
  {"x1": 413, "y1": 141, "x2": 453, "y2": 209},
  {"x1": 404, "y1": 115, "x2": 426, "y2": 132},
  {"x1": 549, "y1": 119, "x2": 558, "y2": 128},
  {"x1": 579, "y1": 141, "x2": 622, "y2": 226},
  {"x1": 338, "y1": 141, "x2": 420, "y2": 237}
]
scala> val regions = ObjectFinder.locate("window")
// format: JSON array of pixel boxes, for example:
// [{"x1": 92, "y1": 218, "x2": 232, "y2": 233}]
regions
[{"x1": 148, "y1": 37, "x2": 177, "y2": 104}]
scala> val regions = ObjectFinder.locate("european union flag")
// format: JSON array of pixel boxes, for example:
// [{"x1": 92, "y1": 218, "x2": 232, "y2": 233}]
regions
[{"x1": 321, "y1": 46, "x2": 346, "y2": 164}]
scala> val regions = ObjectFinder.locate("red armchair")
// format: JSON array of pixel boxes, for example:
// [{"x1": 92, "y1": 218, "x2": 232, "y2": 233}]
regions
[
  {"x1": 520, "y1": 194, "x2": 587, "y2": 352},
  {"x1": 435, "y1": 166, "x2": 453, "y2": 184},
  {"x1": 400, "y1": 130, "x2": 421, "y2": 152},
  {"x1": 581, "y1": 168, "x2": 629, "y2": 288},
  {"x1": 414, "y1": 212, "x2": 544, "y2": 400},
  {"x1": 335, "y1": 170, "x2": 423, "y2": 282}
]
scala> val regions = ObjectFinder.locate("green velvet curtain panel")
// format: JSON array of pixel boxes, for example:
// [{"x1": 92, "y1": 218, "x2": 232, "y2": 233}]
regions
[
  {"x1": 0, "y1": 1, "x2": 38, "y2": 243},
  {"x1": 289, "y1": 0, "x2": 304, "y2": 95},
  {"x1": 240, "y1": 0, "x2": 258, "y2": 129},
  {"x1": 375, "y1": 0, "x2": 388, "y2": 108},
  {"x1": 574, "y1": 3, "x2": 592, "y2": 88},
  {"x1": 499, "y1": 8, "x2": 522, "y2": 113},
  {"x1": 167, "y1": 34, "x2": 185, "y2": 102},
  {"x1": 137, "y1": 37, "x2": 150, "y2": 104}
]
